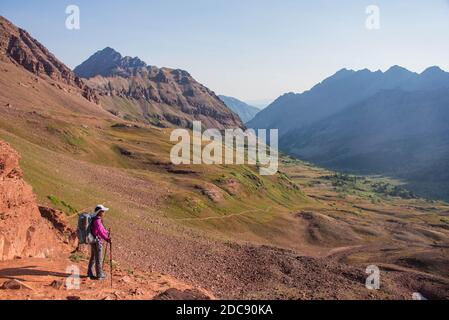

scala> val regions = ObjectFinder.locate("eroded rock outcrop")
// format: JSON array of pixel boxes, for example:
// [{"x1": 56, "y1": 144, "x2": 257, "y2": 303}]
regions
[{"x1": 0, "y1": 140, "x2": 71, "y2": 261}]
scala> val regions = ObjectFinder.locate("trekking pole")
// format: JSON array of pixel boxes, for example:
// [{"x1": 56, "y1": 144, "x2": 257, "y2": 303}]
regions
[
  {"x1": 103, "y1": 242, "x2": 108, "y2": 266},
  {"x1": 109, "y1": 228, "x2": 113, "y2": 288}
]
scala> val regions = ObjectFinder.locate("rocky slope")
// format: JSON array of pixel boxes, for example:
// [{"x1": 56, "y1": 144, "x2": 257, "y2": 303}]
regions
[
  {"x1": 0, "y1": 16, "x2": 98, "y2": 103},
  {"x1": 75, "y1": 47, "x2": 243, "y2": 129},
  {"x1": 0, "y1": 140, "x2": 71, "y2": 261}
]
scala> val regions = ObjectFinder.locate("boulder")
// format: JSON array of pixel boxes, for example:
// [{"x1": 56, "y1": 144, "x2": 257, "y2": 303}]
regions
[
  {"x1": 50, "y1": 280, "x2": 65, "y2": 290},
  {"x1": 1, "y1": 279, "x2": 34, "y2": 291}
]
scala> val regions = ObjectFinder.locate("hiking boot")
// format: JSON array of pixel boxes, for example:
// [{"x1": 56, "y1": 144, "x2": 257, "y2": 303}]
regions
[
  {"x1": 87, "y1": 273, "x2": 97, "y2": 280},
  {"x1": 97, "y1": 274, "x2": 107, "y2": 281}
]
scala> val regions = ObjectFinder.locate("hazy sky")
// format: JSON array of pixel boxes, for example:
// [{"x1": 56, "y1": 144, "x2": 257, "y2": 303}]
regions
[{"x1": 1, "y1": 0, "x2": 449, "y2": 101}]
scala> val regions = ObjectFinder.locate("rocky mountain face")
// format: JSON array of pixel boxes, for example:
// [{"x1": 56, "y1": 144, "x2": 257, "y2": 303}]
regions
[
  {"x1": 0, "y1": 16, "x2": 98, "y2": 104},
  {"x1": 0, "y1": 140, "x2": 73, "y2": 261},
  {"x1": 74, "y1": 48, "x2": 243, "y2": 129},
  {"x1": 249, "y1": 66, "x2": 449, "y2": 200},
  {"x1": 218, "y1": 95, "x2": 259, "y2": 123}
]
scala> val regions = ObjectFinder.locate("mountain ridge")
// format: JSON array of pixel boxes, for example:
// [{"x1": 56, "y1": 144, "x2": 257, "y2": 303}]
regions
[
  {"x1": 218, "y1": 95, "x2": 259, "y2": 123},
  {"x1": 249, "y1": 65, "x2": 449, "y2": 137},
  {"x1": 74, "y1": 47, "x2": 244, "y2": 129},
  {"x1": 0, "y1": 16, "x2": 99, "y2": 104}
]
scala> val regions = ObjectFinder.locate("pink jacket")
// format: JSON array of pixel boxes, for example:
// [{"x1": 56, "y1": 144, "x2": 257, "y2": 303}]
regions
[{"x1": 91, "y1": 217, "x2": 110, "y2": 244}]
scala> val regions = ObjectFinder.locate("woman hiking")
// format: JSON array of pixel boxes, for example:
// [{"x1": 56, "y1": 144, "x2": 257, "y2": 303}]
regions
[{"x1": 87, "y1": 205, "x2": 112, "y2": 280}]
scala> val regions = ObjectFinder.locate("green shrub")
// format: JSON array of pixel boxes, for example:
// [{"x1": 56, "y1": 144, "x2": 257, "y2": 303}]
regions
[{"x1": 47, "y1": 195, "x2": 78, "y2": 215}]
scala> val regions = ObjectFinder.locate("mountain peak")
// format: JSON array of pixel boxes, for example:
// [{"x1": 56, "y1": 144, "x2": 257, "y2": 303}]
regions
[
  {"x1": 385, "y1": 65, "x2": 412, "y2": 75},
  {"x1": 421, "y1": 66, "x2": 444, "y2": 75},
  {"x1": 74, "y1": 47, "x2": 147, "y2": 78},
  {"x1": 101, "y1": 46, "x2": 119, "y2": 54},
  {"x1": 336, "y1": 68, "x2": 353, "y2": 73},
  {"x1": 92, "y1": 47, "x2": 123, "y2": 61},
  {"x1": 314, "y1": 68, "x2": 356, "y2": 89},
  {"x1": 334, "y1": 68, "x2": 356, "y2": 77}
]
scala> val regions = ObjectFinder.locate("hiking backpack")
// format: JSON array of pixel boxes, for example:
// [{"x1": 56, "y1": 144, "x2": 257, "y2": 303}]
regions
[{"x1": 77, "y1": 213, "x2": 96, "y2": 245}]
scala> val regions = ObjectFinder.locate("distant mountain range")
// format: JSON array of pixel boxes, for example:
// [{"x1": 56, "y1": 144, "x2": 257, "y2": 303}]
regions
[
  {"x1": 249, "y1": 66, "x2": 449, "y2": 200},
  {"x1": 74, "y1": 47, "x2": 243, "y2": 129},
  {"x1": 218, "y1": 95, "x2": 259, "y2": 123}
]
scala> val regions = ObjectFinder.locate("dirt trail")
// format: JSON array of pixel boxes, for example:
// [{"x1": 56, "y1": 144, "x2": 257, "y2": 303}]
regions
[
  {"x1": 173, "y1": 207, "x2": 272, "y2": 222},
  {"x1": 323, "y1": 245, "x2": 365, "y2": 259}
]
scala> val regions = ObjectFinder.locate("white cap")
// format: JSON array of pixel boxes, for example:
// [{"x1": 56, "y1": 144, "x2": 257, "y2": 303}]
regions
[{"x1": 94, "y1": 205, "x2": 109, "y2": 214}]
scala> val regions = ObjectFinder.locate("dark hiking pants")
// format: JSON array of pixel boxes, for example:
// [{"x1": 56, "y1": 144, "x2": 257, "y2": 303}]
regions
[{"x1": 88, "y1": 241, "x2": 105, "y2": 278}]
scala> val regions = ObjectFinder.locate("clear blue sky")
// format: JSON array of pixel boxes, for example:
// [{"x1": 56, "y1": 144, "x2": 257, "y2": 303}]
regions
[{"x1": 1, "y1": 0, "x2": 449, "y2": 101}]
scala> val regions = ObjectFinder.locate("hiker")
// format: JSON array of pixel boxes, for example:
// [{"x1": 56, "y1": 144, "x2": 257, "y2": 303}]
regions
[{"x1": 87, "y1": 205, "x2": 112, "y2": 280}]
